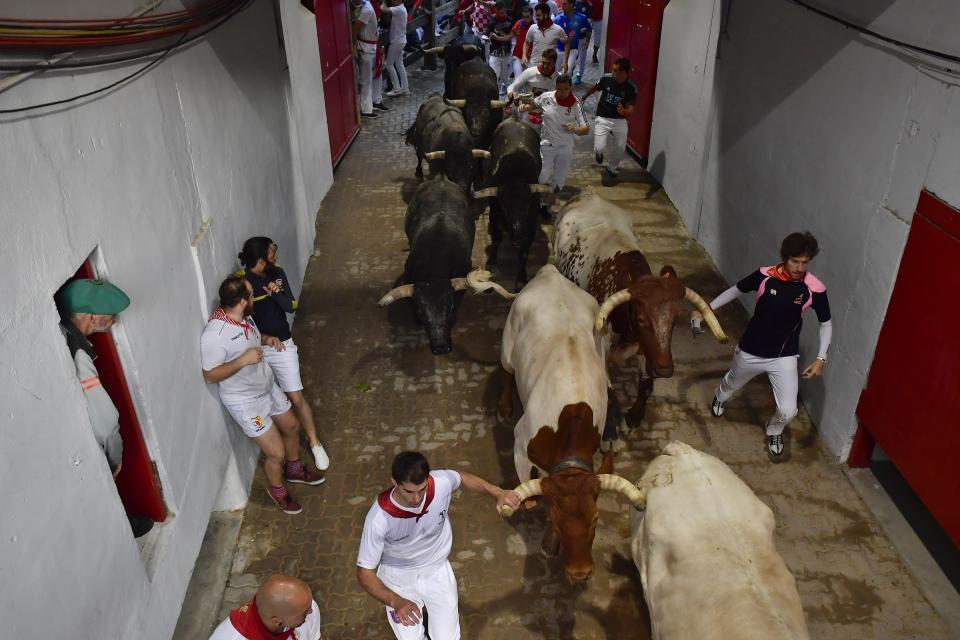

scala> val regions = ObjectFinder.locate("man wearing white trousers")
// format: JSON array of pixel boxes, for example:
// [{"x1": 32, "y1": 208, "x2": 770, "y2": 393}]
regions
[
  {"x1": 352, "y1": 0, "x2": 385, "y2": 118},
  {"x1": 519, "y1": 73, "x2": 588, "y2": 192},
  {"x1": 693, "y1": 232, "x2": 832, "y2": 458},
  {"x1": 382, "y1": 0, "x2": 409, "y2": 96},
  {"x1": 356, "y1": 451, "x2": 520, "y2": 640},
  {"x1": 581, "y1": 56, "x2": 637, "y2": 181}
]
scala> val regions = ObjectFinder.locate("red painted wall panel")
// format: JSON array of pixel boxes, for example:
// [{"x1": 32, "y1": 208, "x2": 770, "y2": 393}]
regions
[
  {"x1": 856, "y1": 190, "x2": 960, "y2": 547},
  {"x1": 314, "y1": 0, "x2": 359, "y2": 165}
]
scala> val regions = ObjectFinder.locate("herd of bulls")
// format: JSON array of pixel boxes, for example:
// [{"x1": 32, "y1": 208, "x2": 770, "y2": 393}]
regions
[{"x1": 378, "y1": 37, "x2": 811, "y2": 638}]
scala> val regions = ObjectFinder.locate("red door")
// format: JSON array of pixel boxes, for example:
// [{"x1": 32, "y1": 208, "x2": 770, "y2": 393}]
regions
[
  {"x1": 313, "y1": 0, "x2": 359, "y2": 165},
  {"x1": 70, "y1": 262, "x2": 167, "y2": 522},
  {"x1": 604, "y1": 0, "x2": 668, "y2": 160},
  {"x1": 852, "y1": 190, "x2": 960, "y2": 547}
]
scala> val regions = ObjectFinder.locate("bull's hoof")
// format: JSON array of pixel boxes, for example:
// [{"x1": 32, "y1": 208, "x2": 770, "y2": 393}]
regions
[
  {"x1": 497, "y1": 398, "x2": 513, "y2": 419},
  {"x1": 625, "y1": 408, "x2": 646, "y2": 429},
  {"x1": 540, "y1": 526, "x2": 560, "y2": 558}
]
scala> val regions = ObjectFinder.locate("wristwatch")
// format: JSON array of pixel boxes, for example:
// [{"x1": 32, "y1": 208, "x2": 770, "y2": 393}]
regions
[{"x1": 816, "y1": 356, "x2": 827, "y2": 363}]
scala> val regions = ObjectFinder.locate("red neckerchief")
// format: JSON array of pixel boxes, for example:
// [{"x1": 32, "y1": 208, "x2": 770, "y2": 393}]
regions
[
  {"x1": 770, "y1": 264, "x2": 800, "y2": 282},
  {"x1": 555, "y1": 91, "x2": 577, "y2": 108},
  {"x1": 209, "y1": 307, "x2": 256, "y2": 340},
  {"x1": 229, "y1": 598, "x2": 293, "y2": 640},
  {"x1": 377, "y1": 476, "x2": 435, "y2": 521},
  {"x1": 537, "y1": 17, "x2": 553, "y2": 31}
]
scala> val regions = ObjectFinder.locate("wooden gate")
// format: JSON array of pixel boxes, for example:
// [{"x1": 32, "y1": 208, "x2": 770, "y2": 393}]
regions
[
  {"x1": 604, "y1": 0, "x2": 668, "y2": 160},
  {"x1": 313, "y1": 0, "x2": 359, "y2": 166},
  {"x1": 851, "y1": 190, "x2": 960, "y2": 547}
]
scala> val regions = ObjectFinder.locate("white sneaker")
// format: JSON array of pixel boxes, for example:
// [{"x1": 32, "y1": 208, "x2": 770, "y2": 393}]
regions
[
  {"x1": 311, "y1": 444, "x2": 330, "y2": 471},
  {"x1": 385, "y1": 88, "x2": 409, "y2": 97}
]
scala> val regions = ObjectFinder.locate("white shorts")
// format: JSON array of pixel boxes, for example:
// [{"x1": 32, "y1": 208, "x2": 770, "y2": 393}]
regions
[
  {"x1": 224, "y1": 384, "x2": 292, "y2": 438},
  {"x1": 263, "y1": 338, "x2": 304, "y2": 393},
  {"x1": 377, "y1": 560, "x2": 460, "y2": 640}
]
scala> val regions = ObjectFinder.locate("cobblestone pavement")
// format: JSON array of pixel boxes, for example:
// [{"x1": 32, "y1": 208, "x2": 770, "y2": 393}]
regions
[{"x1": 215, "y1": 61, "x2": 950, "y2": 639}]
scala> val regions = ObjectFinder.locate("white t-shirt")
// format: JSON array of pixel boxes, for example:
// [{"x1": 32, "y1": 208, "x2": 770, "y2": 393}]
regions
[
  {"x1": 356, "y1": 1, "x2": 378, "y2": 53},
  {"x1": 386, "y1": 4, "x2": 408, "y2": 44},
  {"x1": 525, "y1": 22, "x2": 566, "y2": 64},
  {"x1": 356, "y1": 470, "x2": 462, "y2": 570},
  {"x1": 507, "y1": 64, "x2": 557, "y2": 97},
  {"x1": 534, "y1": 90, "x2": 587, "y2": 148},
  {"x1": 200, "y1": 316, "x2": 273, "y2": 405},
  {"x1": 208, "y1": 599, "x2": 322, "y2": 640}
]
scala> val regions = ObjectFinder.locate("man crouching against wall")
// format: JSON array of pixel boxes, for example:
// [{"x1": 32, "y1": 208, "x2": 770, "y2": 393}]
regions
[
  {"x1": 356, "y1": 451, "x2": 521, "y2": 640},
  {"x1": 201, "y1": 275, "x2": 324, "y2": 515}
]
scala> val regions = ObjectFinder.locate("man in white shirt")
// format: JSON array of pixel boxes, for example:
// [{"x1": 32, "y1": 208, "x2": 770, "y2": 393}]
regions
[
  {"x1": 382, "y1": 0, "x2": 409, "y2": 96},
  {"x1": 522, "y1": 2, "x2": 567, "y2": 65},
  {"x1": 519, "y1": 73, "x2": 588, "y2": 191},
  {"x1": 356, "y1": 451, "x2": 520, "y2": 640},
  {"x1": 507, "y1": 47, "x2": 558, "y2": 131},
  {"x1": 201, "y1": 276, "x2": 324, "y2": 515},
  {"x1": 209, "y1": 574, "x2": 323, "y2": 640},
  {"x1": 352, "y1": 0, "x2": 384, "y2": 118}
]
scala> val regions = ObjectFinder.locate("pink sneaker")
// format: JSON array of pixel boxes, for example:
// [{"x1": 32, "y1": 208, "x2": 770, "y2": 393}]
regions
[
  {"x1": 266, "y1": 485, "x2": 302, "y2": 515},
  {"x1": 285, "y1": 461, "x2": 326, "y2": 486}
]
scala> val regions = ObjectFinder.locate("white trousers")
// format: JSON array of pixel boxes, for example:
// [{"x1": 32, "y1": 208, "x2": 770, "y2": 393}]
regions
[
  {"x1": 378, "y1": 561, "x2": 461, "y2": 640},
  {"x1": 512, "y1": 55, "x2": 525, "y2": 79},
  {"x1": 594, "y1": 116, "x2": 628, "y2": 171},
  {"x1": 590, "y1": 19, "x2": 603, "y2": 54},
  {"x1": 563, "y1": 48, "x2": 579, "y2": 75},
  {"x1": 358, "y1": 49, "x2": 375, "y2": 113},
  {"x1": 489, "y1": 54, "x2": 512, "y2": 88},
  {"x1": 384, "y1": 42, "x2": 408, "y2": 92},
  {"x1": 715, "y1": 347, "x2": 799, "y2": 436},
  {"x1": 539, "y1": 143, "x2": 573, "y2": 189}
]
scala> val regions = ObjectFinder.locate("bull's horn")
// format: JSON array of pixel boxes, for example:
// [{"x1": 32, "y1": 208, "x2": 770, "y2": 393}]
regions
[
  {"x1": 444, "y1": 98, "x2": 467, "y2": 108},
  {"x1": 424, "y1": 150, "x2": 446, "y2": 160},
  {"x1": 594, "y1": 289, "x2": 632, "y2": 332},
  {"x1": 472, "y1": 149, "x2": 492, "y2": 159},
  {"x1": 473, "y1": 186, "x2": 498, "y2": 198},
  {"x1": 377, "y1": 284, "x2": 415, "y2": 307},
  {"x1": 684, "y1": 288, "x2": 728, "y2": 343},
  {"x1": 422, "y1": 46, "x2": 444, "y2": 55},
  {"x1": 597, "y1": 474, "x2": 647, "y2": 509},
  {"x1": 490, "y1": 99, "x2": 508, "y2": 109},
  {"x1": 499, "y1": 479, "x2": 543, "y2": 517},
  {"x1": 466, "y1": 268, "x2": 517, "y2": 300},
  {"x1": 529, "y1": 184, "x2": 554, "y2": 194}
]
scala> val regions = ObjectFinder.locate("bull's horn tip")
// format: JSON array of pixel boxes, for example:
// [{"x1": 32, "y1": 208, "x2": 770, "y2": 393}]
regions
[{"x1": 499, "y1": 505, "x2": 516, "y2": 518}]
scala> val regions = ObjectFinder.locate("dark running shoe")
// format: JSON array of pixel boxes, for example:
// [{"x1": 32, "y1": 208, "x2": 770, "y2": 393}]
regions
[
  {"x1": 710, "y1": 395, "x2": 725, "y2": 417},
  {"x1": 361, "y1": 111, "x2": 378, "y2": 119},
  {"x1": 595, "y1": 151, "x2": 603, "y2": 165},
  {"x1": 285, "y1": 462, "x2": 326, "y2": 486},
  {"x1": 373, "y1": 102, "x2": 390, "y2": 111},
  {"x1": 767, "y1": 434, "x2": 784, "y2": 457}
]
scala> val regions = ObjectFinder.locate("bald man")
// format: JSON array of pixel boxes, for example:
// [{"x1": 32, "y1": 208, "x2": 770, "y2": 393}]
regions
[{"x1": 209, "y1": 575, "x2": 324, "y2": 640}]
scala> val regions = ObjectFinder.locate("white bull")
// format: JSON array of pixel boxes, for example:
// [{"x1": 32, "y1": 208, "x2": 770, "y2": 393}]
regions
[{"x1": 630, "y1": 441, "x2": 810, "y2": 639}]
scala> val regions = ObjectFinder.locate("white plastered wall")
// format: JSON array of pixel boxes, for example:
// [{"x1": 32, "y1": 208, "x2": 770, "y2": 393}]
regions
[
  {"x1": 0, "y1": 1, "x2": 333, "y2": 637},
  {"x1": 649, "y1": 0, "x2": 960, "y2": 459}
]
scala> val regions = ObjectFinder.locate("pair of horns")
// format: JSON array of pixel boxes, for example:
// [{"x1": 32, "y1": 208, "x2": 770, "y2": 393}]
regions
[
  {"x1": 499, "y1": 474, "x2": 647, "y2": 517},
  {"x1": 424, "y1": 149, "x2": 490, "y2": 160},
  {"x1": 424, "y1": 43, "x2": 479, "y2": 55},
  {"x1": 444, "y1": 98, "x2": 509, "y2": 109},
  {"x1": 472, "y1": 184, "x2": 554, "y2": 198},
  {"x1": 593, "y1": 287, "x2": 728, "y2": 343},
  {"x1": 377, "y1": 269, "x2": 515, "y2": 306}
]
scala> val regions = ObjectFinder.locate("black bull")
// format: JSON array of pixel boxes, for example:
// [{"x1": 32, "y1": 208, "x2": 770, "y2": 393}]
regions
[
  {"x1": 422, "y1": 31, "x2": 484, "y2": 99},
  {"x1": 377, "y1": 175, "x2": 476, "y2": 355},
  {"x1": 474, "y1": 118, "x2": 552, "y2": 286},
  {"x1": 404, "y1": 93, "x2": 488, "y2": 193},
  {"x1": 448, "y1": 58, "x2": 506, "y2": 149}
]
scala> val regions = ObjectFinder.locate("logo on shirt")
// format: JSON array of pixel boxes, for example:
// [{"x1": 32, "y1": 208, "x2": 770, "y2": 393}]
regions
[
  {"x1": 770, "y1": 289, "x2": 777, "y2": 295},
  {"x1": 251, "y1": 415, "x2": 265, "y2": 432},
  {"x1": 793, "y1": 294, "x2": 805, "y2": 304}
]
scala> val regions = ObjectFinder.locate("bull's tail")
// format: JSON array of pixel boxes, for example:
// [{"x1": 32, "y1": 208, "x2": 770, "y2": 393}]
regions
[{"x1": 403, "y1": 122, "x2": 415, "y2": 146}]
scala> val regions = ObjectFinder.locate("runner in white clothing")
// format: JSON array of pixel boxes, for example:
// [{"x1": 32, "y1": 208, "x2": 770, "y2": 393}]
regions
[
  {"x1": 201, "y1": 276, "x2": 324, "y2": 515},
  {"x1": 519, "y1": 73, "x2": 588, "y2": 191},
  {"x1": 356, "y1": 451, "x2": 520, "y2": 640},
  {"x1": 382, "y1": 0, "x2": 409, "y2": 96},
  {"x1": 209, "y1": 575, "x2": 323, "y2": 640},
  {"x1": 522, "y1": 3, "x2": 567, "y2": 65}
]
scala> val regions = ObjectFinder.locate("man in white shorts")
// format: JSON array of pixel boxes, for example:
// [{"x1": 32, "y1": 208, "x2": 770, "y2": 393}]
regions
[
  {"x1": 356, "y1": 451, "x2": 520, "y2": 640},
  {"x1": 209, "y1": 574, "x2": 324, "y2": 640},
  {"x1": 201, "y1": 275, "x2": 324, "y2": 515}
]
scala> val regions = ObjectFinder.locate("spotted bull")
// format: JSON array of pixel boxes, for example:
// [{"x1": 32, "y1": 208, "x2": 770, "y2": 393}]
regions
[
  {"x1": 554, "y1": 194, "x2": 727, "y2": 427},
  {"x1": 494, "y1": 265, "x2": 645, "y2": 582},
  {"x1": 630, "y1": 442, "x2": 810, "y2": 639},
  {"x1": 446, "y1": 57, "x2": 506, "y2": 149},
  {"x1": 473, "y1": 118, "x2": 553, "y2": 286},
  {"x1": 405, "y1": 93, "x2": 489, "y2": 193}
]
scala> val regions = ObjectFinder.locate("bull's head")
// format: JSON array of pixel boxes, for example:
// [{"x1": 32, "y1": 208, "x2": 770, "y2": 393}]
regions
[
  {"x1": 447, "y1": 98, "x2": 507, "y2": 148},
  {"x1": 499, "y1": 403, "x2": 645, "y2": 582},
  {"x1": 594, "y1": 266, "x2": 728, "y2": 377},
  {"x1": 473, "y1": 183, "x2": 553, "y2": 247},
  {"x1": 424, "y1": 147, "x2": 489, "y2": 193}
]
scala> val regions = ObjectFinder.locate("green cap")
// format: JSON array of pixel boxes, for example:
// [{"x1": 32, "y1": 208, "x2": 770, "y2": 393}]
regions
[{"x1": 58, "y1": 279, "x2": 131, "y2": 315}]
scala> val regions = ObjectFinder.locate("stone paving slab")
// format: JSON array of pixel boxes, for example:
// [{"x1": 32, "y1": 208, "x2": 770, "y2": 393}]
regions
[{"x1": 215, "y1": 62, "x2": 950, "y2": 640}]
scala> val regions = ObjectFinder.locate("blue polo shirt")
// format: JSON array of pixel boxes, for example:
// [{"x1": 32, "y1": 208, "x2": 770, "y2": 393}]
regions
[{"x1": 555, "y1": 11, "x2": 591, "y2": 50}]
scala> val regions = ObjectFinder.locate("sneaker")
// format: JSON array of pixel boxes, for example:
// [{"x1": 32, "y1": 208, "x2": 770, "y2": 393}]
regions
[
  {"x1": 285, "y1": 461, "x2": 326, "y2": 485},
  {"x1": 573, "y1": 73, "x2": 582, "y2": 85},
  {"x1": 767, "y1": 434, "x2": 784, "y2": 457},
  {"x1": 373, "y1": 102, "x2": 390, "y2": 111},
  {"x1": 311, "y1": 443, "x2": 330, "y2": 471},
  {"x1": 129, "y1": 516, "x2": 154, "y2": 538},
  {"x1": 361, "y1": 111, "x2": 378, "y2": 119},
  {"x1": 710, "y1": 395, "x2": 725, "y2": 417},
  {"x1": 267, "y1": 485, "x2": 302, "y2": 514},
  {"x1": 595, "y1": 151, "x2": 603, "y2": 165},
  {"x1": 601, "y1": 168, "x2": 618, "y2": 185},
  {"x1": 592, "y1": 52, "x2": 599, "y2": 64},
  {"x1": 385, "y1": 88, "x2": 409, "y2": 97}
]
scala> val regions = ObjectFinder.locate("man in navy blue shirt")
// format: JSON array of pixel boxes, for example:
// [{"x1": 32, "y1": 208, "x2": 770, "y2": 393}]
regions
[{"x1": 554, "y1": 0, "x2": 591, "y2": 83}]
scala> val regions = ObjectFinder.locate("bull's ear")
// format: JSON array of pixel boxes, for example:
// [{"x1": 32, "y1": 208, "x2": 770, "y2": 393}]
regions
[
  {"x1": 598, "y1": 449, "x2": 614, "y2": 475},
  {"x1": 527, "y1": 425, "x2": 559, "y2": 471},
  {"x1": 660, "y1": 265, "x2": 677, "y2": 278}
]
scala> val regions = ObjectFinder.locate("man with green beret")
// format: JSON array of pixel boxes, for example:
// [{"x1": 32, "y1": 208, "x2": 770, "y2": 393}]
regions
[{"x1": 57, "y1": 278, "x2": 154, "y2": 538}]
